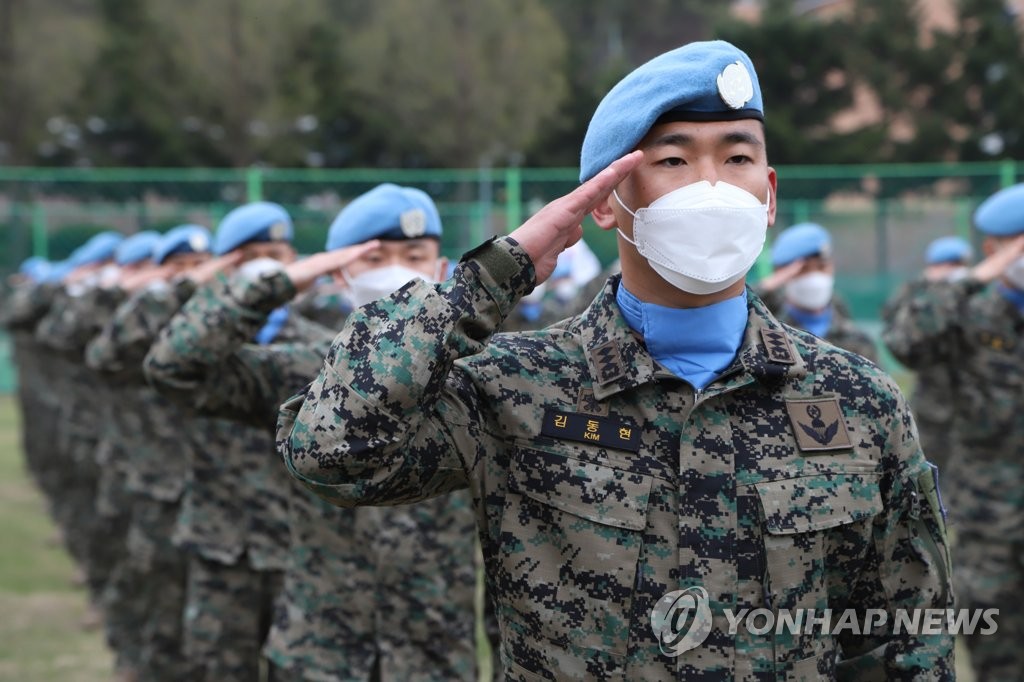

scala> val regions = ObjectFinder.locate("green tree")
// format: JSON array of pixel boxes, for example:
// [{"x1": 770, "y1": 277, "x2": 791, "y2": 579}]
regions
[
  {"x1": 949, "y1": 0, "x2": 1024, "y2": 161},
  {"x1": 343, "y1": 0, "x2": 568, "y2": 167}
]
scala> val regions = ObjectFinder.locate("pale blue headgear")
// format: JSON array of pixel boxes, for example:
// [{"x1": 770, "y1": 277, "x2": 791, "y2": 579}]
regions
[
  {"x1": 974, "y1": 183, "x2": 1024, "y2": 237},
  {"x1": 154, "y1": 224, "x2": 212, "y2": 264},
  {"x1": 115, "y1": 231, "x2": 162, "y2": 266},
  {"x1": 925, "y1": 236, "x2": 972, "y2": 265},
  {"x1": 19, "y1": 256, "x2": 50, "y2": 281},
  {"x1": 771, "y1": 223, "x2": 832, "y2": 268},
  {"x1": 580, "y1": 40, "x2": 764, "y2": 183},
  {"x1": 326, "y1": 184, "x2": 442, "y2": 250},
  {"x1": 69, "y1": 231, "x2": 125, "y2": 267},
  {"x1": 212, "y1": 202, "x2": 293, "y2": 256}
]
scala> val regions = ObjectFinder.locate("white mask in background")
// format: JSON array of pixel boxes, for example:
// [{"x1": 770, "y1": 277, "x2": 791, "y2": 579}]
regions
[
  {"x1": 553, "y1": 280, "x2": 578, "y2": 303},
  {"x1": 98, "y1": 264, "x2": 122, "y2": 289},
  {"x1": 946, "y1": 266, "x2": 970, "y2": 282},
  {"x1": 1004, "y1": 255, "x2": 1024, "y2": 290},
  {"x1": 784, "y1": 271, "x2": 834, "y2": 311},
  {"x1": 615, "y1": 181, "x2": 769, "y2": 295},
  {"x1": 238, "y1": 257, "x2": 285, "y2": 279},
  {"x1": 343, "y1": 264, "x2": 435, "y2": 308}
]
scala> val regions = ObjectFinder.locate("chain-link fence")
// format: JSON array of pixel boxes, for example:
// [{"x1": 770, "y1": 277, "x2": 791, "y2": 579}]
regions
[{"x1": 2, "y1": 160, "x2": 1022, "y2": 391}]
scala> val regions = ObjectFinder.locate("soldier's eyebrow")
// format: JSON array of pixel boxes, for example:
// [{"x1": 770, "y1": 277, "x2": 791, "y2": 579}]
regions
[{"x1": 641, "y1": 130, "x2": 764, "y2": 150}]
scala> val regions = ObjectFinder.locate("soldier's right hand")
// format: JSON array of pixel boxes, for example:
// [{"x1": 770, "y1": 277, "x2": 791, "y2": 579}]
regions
[
  {"x1": 509, "y1": 151, "x2": 642, "y2": 284},
  {"x1": 970, "y1": 234, "x2": 1024, "y2": 283},
  {"x1": 283, "y1": 241, "x2": 382, "y2": 292},
  {"x1": 755, "y1": 258, "x2": 806, "y2": 292},
  {"x1": 186, "y1": 251, "x2": 246, "y2": 285}
]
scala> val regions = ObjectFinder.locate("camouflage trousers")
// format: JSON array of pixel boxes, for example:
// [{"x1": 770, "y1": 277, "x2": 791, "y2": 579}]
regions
[
  {"x1": 263, "y1": 491, "x2": 479, "y2": 681},
  {"x1": 955, "y1": 533, "x2": 1024, "y2": 681},
  {"x1": 104, "y1": 494, "x2": 190, "y2": 681},
  {"x1": 183, "y1": 554, "x2": 282, "y2": 682}
]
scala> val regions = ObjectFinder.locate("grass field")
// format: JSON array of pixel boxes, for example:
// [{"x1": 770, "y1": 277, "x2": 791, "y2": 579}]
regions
[
  {"x1": 0, "y1": 393, "x2": 975, "y2": 681},
  {"x1": 0, "y1": 395, "x2": 114, "y2": 681}
]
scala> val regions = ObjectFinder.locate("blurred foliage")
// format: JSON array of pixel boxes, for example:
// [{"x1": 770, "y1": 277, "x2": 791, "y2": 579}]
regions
[{"x1": 0, "y1": 0, "x2": 1022, "y2": 168}]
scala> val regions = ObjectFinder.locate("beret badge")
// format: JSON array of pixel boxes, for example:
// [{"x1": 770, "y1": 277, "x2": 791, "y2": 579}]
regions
[
  {"x1": 188, "y1": 233, "x2": 209, "y2": 252},
  {"x1": 268, "y1": 221, "x2": 289, "y2": 241},
  {"x1": 717, "y1": 61, "x2": 754, "y2": 110},
  {"x1": 400, "y1": 208, "x2": 427, "y2": 238}
]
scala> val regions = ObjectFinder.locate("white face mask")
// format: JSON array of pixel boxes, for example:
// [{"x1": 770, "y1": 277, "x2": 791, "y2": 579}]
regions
[
  {"x1": 238, "y1": 257, "x2": 285, "y2": 279},
  {"x1": 553, "y1": 280, "x2": 579, "y2": 303},
  {"x1": 1004, "y1": 255, "x2": 1024, "y2": 290},
  {"x1": 615, "y1": 181, "x2": 769, "y2": 295},
  {"x1": 343, "y1": 264, "x2": 437, "y2": 308},
  {"x1": 784, "y1": 271, "x2": 834, "y2": 311},
  {"x1": 946, "y1": 266, "x2": 970, "y2": 282}
]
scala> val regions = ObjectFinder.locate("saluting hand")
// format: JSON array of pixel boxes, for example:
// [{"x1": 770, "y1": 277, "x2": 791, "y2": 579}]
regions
[
  {"x1": 756, "y1": 258, "x2": 806, "y2": 292},
  {"x1": 185, "y1": 251, "x2": 245, "y2": 285},
  {"x1": 283, "y1": 241, "x2": 382, "y2": 292},
  {"x1": 971, "y1": 234, "x2": 1024, "y2": 283},
  {"x1": 509, "y1": 151, "x2": 642, "y2": 283}
]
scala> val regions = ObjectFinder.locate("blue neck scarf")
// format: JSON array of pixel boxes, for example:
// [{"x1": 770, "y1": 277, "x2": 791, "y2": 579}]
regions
[
  {"x1": 616, "y1": 284, "x2": 747, "y2": 390},
  {"x1": 997, "y1": 284, "x2": 1024, "y2": 313},
  {"x1": 784, "y1": 303, "x2": 833, "y2": 338},
  {"x1": 255, "y1": 305, "x2": 290, "y2": 345}
]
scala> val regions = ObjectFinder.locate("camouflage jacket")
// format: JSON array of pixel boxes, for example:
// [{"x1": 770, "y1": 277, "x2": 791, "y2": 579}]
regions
[
  {"x1": 279, "y1": 237, "x2": 953, "y2": 681},
  {"x1": 144, "y1": 270, "x2": 323, "y2": 570},
  {"x1": 881, "y1": 277, "x2": 1023, "y2": 539},
  {"x1": 85, "y1": 281, "x2": 200, "y2": 501},
  {"x1": 757, "y1": 287, "x2": 878, "y2": 363},
  {"x1": 0, "y1": 282, "x2": 58, "y2": 331}
]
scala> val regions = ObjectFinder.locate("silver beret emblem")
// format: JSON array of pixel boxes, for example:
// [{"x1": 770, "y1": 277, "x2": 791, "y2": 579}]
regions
[
  {"x1": 400, "y1": 208, "x2": 427, "y2": 238},
  {"x1": 268, "y1": 221, "x2": 288, "y2": 241},
  {"x1": 188, "y1": 233, "x2": 209, "y2": 252},
  {"x1": 717, "y1": 61, "x2": 754, "y2": 110}
]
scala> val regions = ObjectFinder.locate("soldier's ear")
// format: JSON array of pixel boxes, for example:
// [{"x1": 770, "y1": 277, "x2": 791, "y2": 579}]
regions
[
  {"x1": 981, "y1": 237, "x2": 1000, "y2": 258},
  {"x1": 591, "y1": 192, "x2": 618, "y2": 231}
]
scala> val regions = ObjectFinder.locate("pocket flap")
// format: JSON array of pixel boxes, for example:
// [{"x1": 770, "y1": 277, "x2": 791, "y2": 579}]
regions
[
  {"x1": 510, "y1": 448, "x2": 652, "y2": 531},
  {"x1": 755, "y1": 473, "x2": 882, "y2": 535}
]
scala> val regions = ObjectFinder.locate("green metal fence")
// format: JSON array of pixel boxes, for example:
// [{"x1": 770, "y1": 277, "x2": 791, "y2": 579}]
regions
[{"x1": 2, "y1": 160, "x2": 1022, "y2": 392}]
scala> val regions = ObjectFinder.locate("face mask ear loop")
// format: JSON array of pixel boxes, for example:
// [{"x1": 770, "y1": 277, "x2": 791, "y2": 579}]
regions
[{"x1": 612, "y1": 189, "x2": 642, "y2": 249}]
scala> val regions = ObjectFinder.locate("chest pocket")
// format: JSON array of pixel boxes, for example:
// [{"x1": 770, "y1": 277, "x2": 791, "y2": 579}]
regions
[
  {"x1": 754, "y1": 472, "x2": 882, "y2": 676},
  {"x1": 497, "y1": 446, "x2": 652, "y2": 672}
]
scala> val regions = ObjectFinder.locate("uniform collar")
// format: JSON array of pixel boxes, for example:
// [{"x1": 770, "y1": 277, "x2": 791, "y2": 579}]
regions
[{"x1": 573, "y1": 275, "x2": 807, "y2": 401}]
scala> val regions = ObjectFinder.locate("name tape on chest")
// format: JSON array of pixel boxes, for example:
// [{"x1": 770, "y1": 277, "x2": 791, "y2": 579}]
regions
[
  {"x1": 784, "y1": 397, "x2": 853, "y2": 452},
  {"x1": 541, "y1": 409, "x2": 641, "y2": 453}
]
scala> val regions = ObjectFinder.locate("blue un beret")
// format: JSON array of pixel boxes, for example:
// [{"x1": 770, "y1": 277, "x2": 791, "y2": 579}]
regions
[
  {"x1": 974, "y1": 183, "x2": 1024, "y2": 237},
  {"x1": 69, "y1": 231, "x2": 124, "y2": 267},
  {"x1": 19, "y1": 256, "x2": 50, "y2": 281},
  {"x1": 326, "y1": 183, "x2": 442, "y2": 251},
  {"x1": 43, "y1": 259, "x2": 75, "y2": 283},
  {"x1": 154, "y1": 224, "x2": 212, "y2": 265},
  {"x1": 115, "y1": 231, "x2": 162, "y2": 266},
  {"x1": 212, "y1": 202, "x2": 293, "y2": 256},
  {"x1": 580, "y1": 40, "x2": 764, "y2": 182},
  {"x1": 771, "y1": 223, "x2": 832, "y2": 268},
  {"x1": 925, "y1": 236, "x2": 972, "y2": 265}
]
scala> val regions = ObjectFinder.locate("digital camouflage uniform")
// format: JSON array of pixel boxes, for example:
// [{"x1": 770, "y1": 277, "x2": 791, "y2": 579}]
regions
[
  {"x1": 85, "y1": 282, "x2": 199, "y2": 681},
  {"x1": 34, "y1": 284, "x2": 127, "y2": 600},
  {"x1": 882, "y1": 277, "x2": 1023, "y2": 680},
  {"x1": 881, "y1": 279, "x2": 956, "y2": 471},
  {"x1": 280, "y1": 237, "x2": 953, "y2": 681},
  {"x1": 101, "y1": 277, "x2": 283, "y2": 682},
  {"x1": 757, "y1": 287, "x2": 879, "y2": 364},
  {"x1": 145, "y1": 268, "x2": 479, "y2": 681}
]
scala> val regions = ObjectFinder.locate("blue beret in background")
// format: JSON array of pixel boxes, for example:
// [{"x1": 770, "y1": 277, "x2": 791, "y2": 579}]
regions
[
  {"x1": 974, "y1": 183, "x2": 1024, "y2": 237},
  {"x1": 154, "y1": 224, "x2": 213, "y2": 264},
  {"x1": 770, "y1": 223, "x2": 832, "y2": 268},
  {"x1": 213, "y1": 202, "x2": 293, "y2": 255},
  {"x1": 925, "y1": 236, "x2": 973, "y2": 265},
  {"x1": 115, "y1": 231, "x2": 162, "y2": 266},
  {"x1": 326, "y1": 183, "x2": 442, "y2": 250},
  {"x1": 69, "y1": 231, "x2": 125, "y2": 267}
]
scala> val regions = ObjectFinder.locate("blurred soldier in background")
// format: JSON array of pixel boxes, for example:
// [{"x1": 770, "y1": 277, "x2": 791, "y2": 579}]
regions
[
  {"x1": 881, "y1": 235, "x2": 973, "y2": 471},
  {"x1": 146, "y1": 183, "x2": 482, "y2": 681},
  {"x1": 884, "y1": 185, "x2": 1024, "y2": 681},
  {"x1": 755, "y1": 221, "x2": 879, "y2": 362},
  {"x1": 85, "y1": 225, "x2": 214, "y2": 682}
]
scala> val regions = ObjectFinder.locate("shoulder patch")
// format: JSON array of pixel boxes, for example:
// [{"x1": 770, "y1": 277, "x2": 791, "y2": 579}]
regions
[
  {"x1": 785, "y1": 397, "x2": 852, "y2": 452},
  {"x1": 760, "y1": 327, "x2": 796, "y2": 365}
]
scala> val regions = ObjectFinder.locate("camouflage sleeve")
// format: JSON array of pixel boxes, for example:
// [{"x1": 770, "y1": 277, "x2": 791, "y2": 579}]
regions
[
  {"x1": 0, "y1": 284, "x2": 56, "y2": 330},
  {"x1": 144, "y1": 267, "x2": 329, "y2": 427},
  {"x1": 835, "y1": 379, "x2": 954, "y2": 679},
  {"x1": 278, "y1": 236, "x2": 536, "y2": 507},
  {"x1": 85, "y1": 279, "x2": 196, "y2": 374},
  {"x1": 881, "y1": 277, "x2": 982, "y2": 369},
  {"x1": 36, "y1": 286, "x2": 125, "y2": 354}
]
